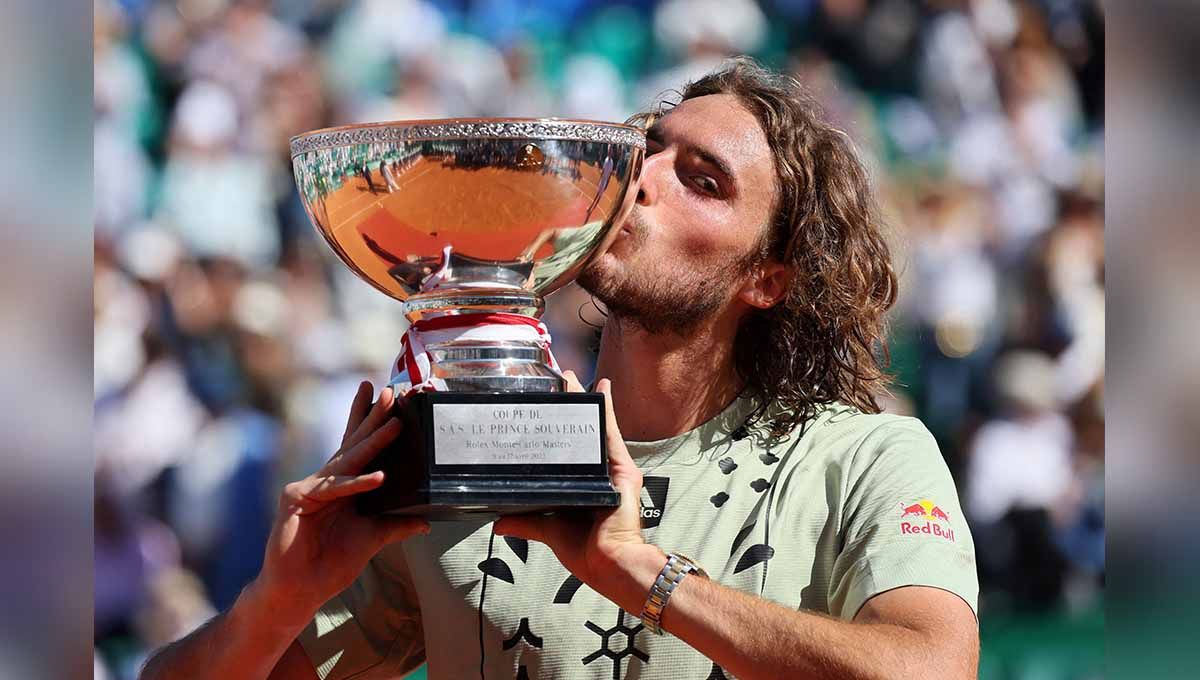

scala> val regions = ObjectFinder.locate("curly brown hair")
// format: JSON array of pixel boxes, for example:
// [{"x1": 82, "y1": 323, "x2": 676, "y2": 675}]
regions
[{"x1": 652, "y1": 58, "x2": 898, "y2": 437}]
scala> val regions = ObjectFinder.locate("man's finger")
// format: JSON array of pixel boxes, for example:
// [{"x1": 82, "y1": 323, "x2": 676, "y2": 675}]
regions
[
  {"x1": 562, "y1": 370, "x2": 584, "y2": 393},
  {"x1": 340, "y1": 381, "x2": 374, "y2": 447},
  {"x1": 373, "y1": 516, "x2": 431, "y2": 546},
  {"x1": 331, "y1": 417, "x2": 402, "y2": 475},
  {"x1": 494, "y1": 514, "x2": 554, "y2": 544},
  {"x1": 345, "y1": 386, "x2": 395, "y2": 448},
  {"x1": 596, "y1": 379, "x2": 633, "y2": 466},
  {"x1": 596, "y1": 378, "x2": 620, "y2": 436},
  {"x1": 596, "y1": 378, "x2": 642, "y2": 517},
  {"x1": 286, "y1": 471, "x2": 386, "y2": 513}
]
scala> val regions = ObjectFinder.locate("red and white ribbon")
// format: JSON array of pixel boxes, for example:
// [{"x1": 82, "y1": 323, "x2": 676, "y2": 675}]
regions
[{"x1": 390, "y1": 312, "x2": 561, "y2": 397}]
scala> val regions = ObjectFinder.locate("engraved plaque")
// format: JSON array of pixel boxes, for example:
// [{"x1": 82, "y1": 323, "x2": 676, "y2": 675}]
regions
[{"x1": 432, "y1": 402, "x2": 602, "y2": 465}]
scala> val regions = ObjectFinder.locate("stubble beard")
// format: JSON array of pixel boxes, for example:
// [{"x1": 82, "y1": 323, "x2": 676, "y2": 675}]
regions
[{"x1": 578, "y1": 217, "x2": 756, "y2": 335}]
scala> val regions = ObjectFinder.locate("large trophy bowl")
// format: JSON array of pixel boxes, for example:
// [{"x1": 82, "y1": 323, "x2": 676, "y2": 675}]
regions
[{"x1": 291, "y1": 118, "x2": 645, "y2": 519}]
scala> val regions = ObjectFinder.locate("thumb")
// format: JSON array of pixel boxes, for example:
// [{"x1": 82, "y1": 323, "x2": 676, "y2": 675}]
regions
[
  {"x1": 596, "y1": 379, "x2": 634, "y2": 468},
  {"x1": 562, "y1": 369, "x2": 585, "y2": 393},
  {"x1": 596, "y1": 378, "x2": 622, "y2": 439}
]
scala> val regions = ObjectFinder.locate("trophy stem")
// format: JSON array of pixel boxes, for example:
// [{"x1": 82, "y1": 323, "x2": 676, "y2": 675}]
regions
[
  {"x1": 403, "y1": 289, "x2": 544, "y2": 322},
  {"x1": 393, "y1": 295, "x2": 566, "y2": 394},
  {"x1": 415, "y1": 338, "x2": 565, "y2": 392}
]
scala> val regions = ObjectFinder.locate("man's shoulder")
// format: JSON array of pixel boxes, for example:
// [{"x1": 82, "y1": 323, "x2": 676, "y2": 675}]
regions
[{"x1": 763, "y1": 403, "x2": 940, "y2": 470}]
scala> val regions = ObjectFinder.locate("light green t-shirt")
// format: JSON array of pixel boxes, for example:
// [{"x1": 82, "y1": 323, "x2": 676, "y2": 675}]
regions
[{"x1": 299, "y1": 399, "x2": 978, "y2": 679}]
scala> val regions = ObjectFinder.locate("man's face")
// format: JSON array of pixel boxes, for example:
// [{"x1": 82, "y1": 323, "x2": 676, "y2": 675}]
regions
[{"x1": 580, "y1": 94, "x2": 779, "y2": 333}]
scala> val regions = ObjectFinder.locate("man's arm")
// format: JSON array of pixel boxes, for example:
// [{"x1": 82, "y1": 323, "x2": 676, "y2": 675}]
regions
[
  {"x1": 593, "y1": 543, "x2": 977, "y2": 680},
  {"x1": 139, "y1": 581, "x2": 317, "y2": 680},
  {"x1": 139, "y1": 384, "x2": 428, "y2": 680}
]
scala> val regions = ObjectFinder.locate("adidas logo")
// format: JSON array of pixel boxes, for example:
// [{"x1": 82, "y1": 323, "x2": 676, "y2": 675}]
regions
[{"x1": 640, "y1": 477, "x2": 670, "y2": 528}]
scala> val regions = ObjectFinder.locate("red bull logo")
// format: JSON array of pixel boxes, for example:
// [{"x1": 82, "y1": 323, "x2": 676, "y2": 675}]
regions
[{"x1": 898, "y1": 498, "x2": 955, "y2": 542}]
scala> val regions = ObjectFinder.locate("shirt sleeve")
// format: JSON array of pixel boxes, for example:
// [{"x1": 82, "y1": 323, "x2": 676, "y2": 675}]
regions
[
  {"x1": 297, "y1": 543, "x2": 425, "y2": 680},
  {"x1": 827, "y1": 417, "x2": 979, "y2": 621}
]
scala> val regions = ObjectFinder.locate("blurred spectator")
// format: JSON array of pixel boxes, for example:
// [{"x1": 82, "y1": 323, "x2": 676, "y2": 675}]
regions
[
  {"x1": 94, "y1": 479, "x2": 182, "y2": 640},
  {"x1": 964, "y1": 350, "x2": 1073, "y2": 611},
  {"x1": 636, "y1": 0, "x2": 767, "y2": 107},
  {"x1": 182, "y1": 0, "x2": 308, "y2": 124},
  {"x1": 155, "y1": 81, "x2": 282, "y2": 267},
  {"x1": 324, "y1": 0, "x2": 449, "y2": 114},
  {"x1": 134, "y1": 568, "x2": 218, "y2": 654},
  {"x1": 968, "y1": 350, "x2": 1073, "y2": 526},
  {"x1": 561, "y1": 53, "x2": 630, "y2": 121},
  {"x1": 903, "y1": 185, "x2": 1001, "y2": 440}
]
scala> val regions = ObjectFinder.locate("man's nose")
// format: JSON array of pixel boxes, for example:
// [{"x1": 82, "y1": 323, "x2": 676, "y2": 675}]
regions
[{"x1": 635, "y1": 150, "x2": 670, "y2": 206}]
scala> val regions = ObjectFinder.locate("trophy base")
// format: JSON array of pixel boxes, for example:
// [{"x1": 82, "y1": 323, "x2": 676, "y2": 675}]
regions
[
  {"x1": 356, "y1": 391, "x2": 620, "y2": 521},
  {"x1": 367, "y1": 480, "x2": 621, "y2": 521}
]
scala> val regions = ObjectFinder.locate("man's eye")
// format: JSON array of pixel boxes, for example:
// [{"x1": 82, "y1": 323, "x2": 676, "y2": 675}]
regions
[{"x1": 690, "y1": 175, "x2": 720, "y2": 195}]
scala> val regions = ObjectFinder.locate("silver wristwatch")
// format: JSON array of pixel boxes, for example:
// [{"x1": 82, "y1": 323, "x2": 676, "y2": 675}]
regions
[{"x1": 640, "y1": 552, "x2": 708, "y2": 635}]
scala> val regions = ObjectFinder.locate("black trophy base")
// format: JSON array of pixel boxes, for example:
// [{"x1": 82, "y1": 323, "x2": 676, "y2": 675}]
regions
[{"x1": 355, "y1": 391, "x2": 620, "y2": 521}]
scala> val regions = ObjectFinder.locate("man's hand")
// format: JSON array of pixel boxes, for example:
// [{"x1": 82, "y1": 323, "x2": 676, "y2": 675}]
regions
[
  {"x1": 141, "y1": 383, "x2": 430, "y2": 680},
  {"x1": 252, "y1": 383, "x2": 430, "y2": 624},
  {"x1": 494, "y1": 373, "x2": 664, "y2": 612}
]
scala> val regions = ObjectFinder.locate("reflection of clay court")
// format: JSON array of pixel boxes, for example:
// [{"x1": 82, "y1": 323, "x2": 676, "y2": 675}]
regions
[{"x1": 319, "y1": 156, "x2": 618, "y2": 299}]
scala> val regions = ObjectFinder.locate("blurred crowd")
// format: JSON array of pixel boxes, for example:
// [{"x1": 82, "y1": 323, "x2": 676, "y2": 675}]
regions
[{"x1": 93, "y1": 0, "x2": 1104, "y2": 677}]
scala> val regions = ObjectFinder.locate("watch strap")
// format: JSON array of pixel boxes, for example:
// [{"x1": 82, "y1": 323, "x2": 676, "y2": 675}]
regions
[{"x1": 640, "y1": 552, "x2": 707, "y2": 635}]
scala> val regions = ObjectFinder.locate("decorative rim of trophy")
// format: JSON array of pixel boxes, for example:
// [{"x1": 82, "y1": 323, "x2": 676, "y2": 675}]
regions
[{"x1": 289, "y1": 117, "x2": 647, "y2": 157}]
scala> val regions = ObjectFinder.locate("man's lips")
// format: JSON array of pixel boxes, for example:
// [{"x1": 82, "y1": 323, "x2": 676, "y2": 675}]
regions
[{"x1": 617, "y1": 211, "x2": 646, "y2": 242}]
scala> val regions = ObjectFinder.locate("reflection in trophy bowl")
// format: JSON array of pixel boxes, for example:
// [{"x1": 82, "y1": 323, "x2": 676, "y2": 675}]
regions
[{"x1": 290, "y1": 119, "x2": 645, "y2": 321}]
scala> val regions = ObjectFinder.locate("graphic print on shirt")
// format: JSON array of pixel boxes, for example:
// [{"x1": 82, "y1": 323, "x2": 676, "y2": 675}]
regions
[
  {"x1": 729, "y1": 515, "x2": 777, "y2": 574},
  {"x1": 705, "y1": 662, "x2": 729, "y2": 679},
  {"x1": 582, "y1": 608, "x2": 649, "y2": 680},
  {"x1": 553, "y1": 574, "x2": 585, "y2": 604},
  {"x1": 726, "y1": 477, "x2": 778, "y2": 580},
  {"x1": 503, "y1": 617, "x2": 544, "y2": 650},
  {"x1": 476, "y1": 528, "x2": 533, "y2": 586},
  {"x1": 729, "y1": 523, "x2": 757, "y2": 558},
  {"x1": 478, "y1": 556, "x2": 515, "y2": 583},
  {"x1": 503, "y1": 536, "x2": 530, "y2": 563},
  {"x1": 640, "y1": 476, "x2": 670, "y2": 528},
  {"x1": 733, "y1": 544, "x2": 776, "y2": 574}
]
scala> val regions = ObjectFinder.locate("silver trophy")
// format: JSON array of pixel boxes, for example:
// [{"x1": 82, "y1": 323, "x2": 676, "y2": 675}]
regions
[{"x1": 291, "y1": 118, "x2": 645, "y2": 518}]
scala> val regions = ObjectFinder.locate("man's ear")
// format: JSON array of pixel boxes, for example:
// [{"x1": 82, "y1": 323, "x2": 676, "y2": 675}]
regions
[{"x1": 737, "y1": 261, "x2": 791, "y2": 310}]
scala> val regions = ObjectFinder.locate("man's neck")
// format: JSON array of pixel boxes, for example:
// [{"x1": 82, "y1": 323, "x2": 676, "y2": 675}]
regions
[{"x1": 593, "y1": 312, "x2": 743, "y2": 442}]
